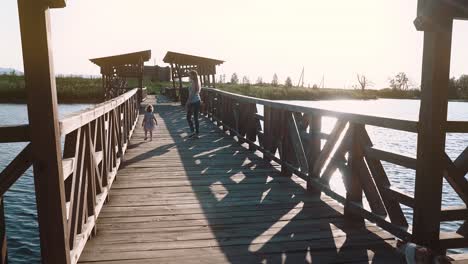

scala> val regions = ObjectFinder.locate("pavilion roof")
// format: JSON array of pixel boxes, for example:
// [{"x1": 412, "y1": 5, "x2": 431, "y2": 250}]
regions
[
  {"x1": 163, "y1": 51, "x2": 224, "y2": 66},
  {"x1": 90, "y1": 50, "x2": 151, "y2": 68}
]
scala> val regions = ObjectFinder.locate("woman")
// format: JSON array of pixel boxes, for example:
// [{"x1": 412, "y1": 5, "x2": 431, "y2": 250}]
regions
[{"x1": 186, "y1": 70, "x2": 201, "y2": 138}]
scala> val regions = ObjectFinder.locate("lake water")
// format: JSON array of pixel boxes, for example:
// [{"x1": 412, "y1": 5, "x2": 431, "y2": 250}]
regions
[{"x1": 0, "y1": 99, "x2": 467, "y2": 262}]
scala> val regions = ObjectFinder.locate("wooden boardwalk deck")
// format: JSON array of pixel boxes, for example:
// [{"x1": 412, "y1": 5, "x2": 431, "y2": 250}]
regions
[{"x1": 78, "y1": 96, "x2": 406, "y2": 263}]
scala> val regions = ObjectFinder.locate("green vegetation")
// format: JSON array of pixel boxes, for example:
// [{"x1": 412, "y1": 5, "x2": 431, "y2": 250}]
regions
[
  {"x1": 216, "y1": 83, "x2": 423, "y2": 101},
  {"x1": 0, "y1": 73, "x2": 102, "y2": 103},
  {"x1": 0, "y1": 73, "x2": 172, "y2": 103},
  {"x1": 1, "y1": 71, "x2": 467, "y2": 103}
]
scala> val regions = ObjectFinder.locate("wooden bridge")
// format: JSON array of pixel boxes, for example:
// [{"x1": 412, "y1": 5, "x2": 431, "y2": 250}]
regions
[
  {"x1": 77, "y1": 95, "x2": 403, "y2": 263},
  {"x1": 1, "y1": 0, "x2": 468, "y2": 263}
]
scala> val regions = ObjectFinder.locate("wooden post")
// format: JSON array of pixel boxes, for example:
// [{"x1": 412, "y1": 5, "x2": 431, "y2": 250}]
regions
[
  {"x1": 307, "y1": 113, "x2": 321, "y2": 193},
  {"x1": 413, "y1": 17, "x2": 453, "y2": 250},
  {"x1": 212, "y1": 74, "x2": 216, "y2": 88},
  {"x1": 17, "y1": 1, "x2": 71, "y2": 263},
  {"x1": 344, "y1": 124, "x2": 364, "y2": 225},
  {"x1": 170, "y1": 63, "x2": 176, "y2": 89}
]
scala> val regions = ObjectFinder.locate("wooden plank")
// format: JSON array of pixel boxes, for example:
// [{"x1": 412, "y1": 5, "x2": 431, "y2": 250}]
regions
[
  {"x1": 383, "y1": 187, "x2": 415, "y2": 208},
  {"x1": 413, "y1": 17, "x2": 453, "y2": 249},
  {"x1": 345, "y1": 124, "x2": 364, "y2": 223},
  {"x1": 287, "y1": 112, "x2": 309, "y2": 173},
  {"x1": 439, "y1": 232, "x2": 468, "y2": 249},
  {"x1": 0, "y1": 144, "x2": 32, "y2": 197},
  {"x1": 363, "y1": 147, "x2": 417, "y2": 170},
  {"x1": 440, "y1": 206, "x2": 467, "y2": 221},
  {"x1": 0, "y1": 125, "x2": 30, "y2": 143},
  {"x1": 17, "y1": 1, "x2": 71, "y2": 262},
  {"x1": 445, "y1": 121, "x2": 468, "y2": 133}
]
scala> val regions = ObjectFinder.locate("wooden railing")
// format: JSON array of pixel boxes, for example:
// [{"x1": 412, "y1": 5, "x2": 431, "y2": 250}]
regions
[
  {"x1": 0, "y1": 88, "x2": 141, "y2": 263},
  {"x1": 200, "y1": 88, "x2": 468, "y2": 251}
]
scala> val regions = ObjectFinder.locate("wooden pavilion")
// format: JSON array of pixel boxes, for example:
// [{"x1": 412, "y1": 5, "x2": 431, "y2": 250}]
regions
[
  {"x1": 90, "y1": 50, "x2": 151, "y2": 101},
  {"x1": 163, "y1": 51, "x2": 224, "y2": 89}
]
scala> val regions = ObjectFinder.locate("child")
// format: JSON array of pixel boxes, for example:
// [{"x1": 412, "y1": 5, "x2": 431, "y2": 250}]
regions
[{"x1": 142, "y1": 105, "x2": 158, "y2": 141}]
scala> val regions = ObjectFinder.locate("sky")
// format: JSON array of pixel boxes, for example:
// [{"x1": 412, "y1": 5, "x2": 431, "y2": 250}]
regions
[{"x1": 1, "y1": 0, "x2": 467, "y2": 89}]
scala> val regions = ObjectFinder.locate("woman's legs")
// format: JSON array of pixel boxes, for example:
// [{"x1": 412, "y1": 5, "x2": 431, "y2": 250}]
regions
[
  {"x1": 150, "y1": 130, "x2": 153, "y2": 141},
  {"x1": 193, "y1": 101, "x2": 200, "y2": 134},
  {"x1": 144, "y1": 129, "x2": 148, "y2": 140},
  {"x1": 186, "y1": 103, "x2": 194, "y2": 133}
]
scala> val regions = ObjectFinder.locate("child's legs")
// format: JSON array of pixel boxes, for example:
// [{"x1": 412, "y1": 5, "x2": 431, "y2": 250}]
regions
[
  {"x1": 144, "y1": 129, "x2": 148, "y2": 138},
  {"x1": 150, "y1": 130, "x2": 153, "y2": 139}
]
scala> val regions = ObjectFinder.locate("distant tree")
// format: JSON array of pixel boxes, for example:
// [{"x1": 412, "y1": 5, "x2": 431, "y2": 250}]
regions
[
  {"x1": 356, "y1": 74, "x2": 373, "y2": 91},
  {"x1": 312, "y1": 84, "x2": 319, "y2": 89},
  {"x1": 448, "y1": 77, "x2": 459, "y2": 99},
  {"x1": 389, "y1": 72, "x2": 409, "y2": 90},
  {"x1": 458, "y1": 74, "x2": 468, "y2": 98},
  {"x1": 272, "y1": 73, "x2": 278, "y2": 87},
  {"x1": 256, "y1": 77, "x2": 263, "y2": 85},
  {"x1": 285, "y1": 77, "x2": 293, "y2": 88},
  {"x1": 230, "y1": 73, "x2": 239, "y2": 84},
  {"x1": 242, "y1": 76, "x2": 250, "y2": 85}
]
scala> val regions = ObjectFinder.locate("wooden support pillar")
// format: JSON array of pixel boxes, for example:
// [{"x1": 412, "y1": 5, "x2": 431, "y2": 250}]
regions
[
  {"x1": 344, "y1": 124, "x2": 364, "y2": 225},
  {"x1": 206, "y1": 74, "x2": 211, "y2": 87},
  {"x1": 413, "y1": 17, "x2": 453, "y2": 250},
  {"x1": 307, "y1": 114, "x2": 321, "y2": 193},
  {"x1": 170, "y1": 63, "x2": 176, "y2": 89},
  {"x1": 212, "y1": 74, "x2": 216, "y2": 88},
  {"x1": 17, "y1": 1, "x2": 71, "y2": 263}
]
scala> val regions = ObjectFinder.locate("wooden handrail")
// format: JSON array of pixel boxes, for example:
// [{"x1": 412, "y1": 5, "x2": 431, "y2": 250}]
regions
[
  {"x1": 60, "y1": 88, "x2": 138, "y2": 135},
  {"x1": 200, "y1": 88, "x2": 468, "y2": 250},
  {"x1": 59, "y1": 88, "x2": 140, "y2": 263},
  {"x1": 203, "y1": 88, "x2": 419, "y2": 132}
]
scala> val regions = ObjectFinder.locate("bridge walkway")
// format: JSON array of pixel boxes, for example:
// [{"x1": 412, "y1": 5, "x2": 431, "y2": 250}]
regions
[{"x1": 78, "y1": 95, "x2": 404, "y2": 263}]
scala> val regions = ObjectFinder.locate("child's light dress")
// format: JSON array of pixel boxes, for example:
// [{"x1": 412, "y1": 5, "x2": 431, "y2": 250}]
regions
[{"x1": 143, "y1": 112, "x2": 155, "y2": 131}]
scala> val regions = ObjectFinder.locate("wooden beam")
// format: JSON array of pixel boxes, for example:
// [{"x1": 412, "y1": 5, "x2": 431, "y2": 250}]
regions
[
  {"x1": 344, "y1": 124, "x2": 364, "y2": 223},
  {"x1": 47, "y1": 0, "x2": 66, "y2": 8},
  {"x1": 0, "y1": 125, "x2": 30, "y2": 143},
  {"x1": 0, "y1": 144, "x2": 32, "y2": 197},
  {"x1": 17, "y1": 1, "x2": 71, "y2": 263},
  {"x1": 358, "y1": 126, "x2": 408, "y2": 227},
  {"x1": 413, "y1": 17, "x2": 453, "y2": 249},
  {"x1": 440, "y1": 206, "x2": 467, "y2": 221},
  {"x1": 287, "y1": 113, "x2": 309, "y2": 173},
  {"x1": 383, "y1": 186, "x2": 415, "y2": 208},
  {"x1": 363, "y1": 147, "x2": 417, "y2": 170}
]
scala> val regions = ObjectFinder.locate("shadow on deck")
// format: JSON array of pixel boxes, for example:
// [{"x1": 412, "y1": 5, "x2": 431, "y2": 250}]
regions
[{"x1": 78, "y1": 96, "x2": 404, "y2": 263}]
